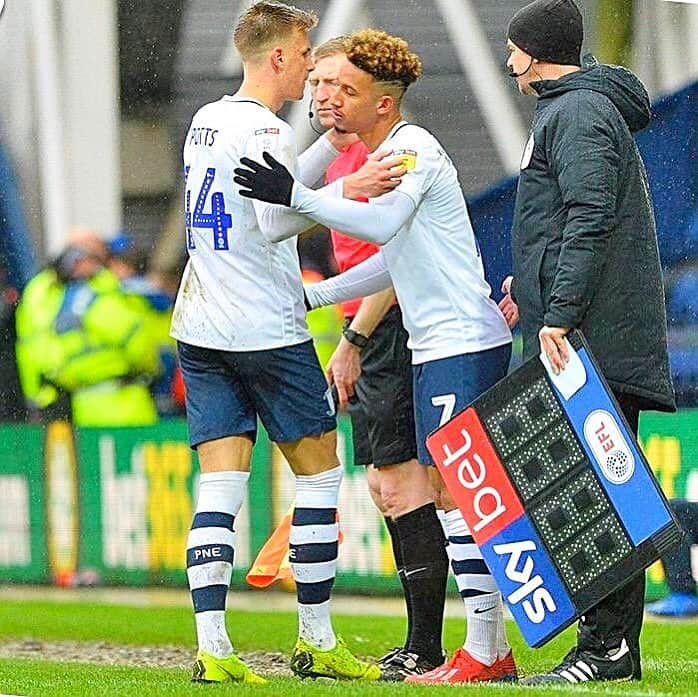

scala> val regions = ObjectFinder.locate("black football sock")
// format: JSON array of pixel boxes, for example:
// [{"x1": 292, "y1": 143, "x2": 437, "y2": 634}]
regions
[
  {"x1": 394, "y1": 503, "x2": 448, "y2": 665},
  {"x1": 385, "y1": 515, "x2": 413, "y2": 648}
]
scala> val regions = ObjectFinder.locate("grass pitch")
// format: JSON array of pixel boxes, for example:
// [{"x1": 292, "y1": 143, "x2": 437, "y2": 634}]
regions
[{"x1": 0, "y1": 598, "x2": 696, "y2": 696}]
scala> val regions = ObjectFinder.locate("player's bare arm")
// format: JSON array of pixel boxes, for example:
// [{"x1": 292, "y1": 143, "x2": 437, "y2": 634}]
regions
[{"x1": 326, "y1": 287, "x2": 396, "y2": 409}]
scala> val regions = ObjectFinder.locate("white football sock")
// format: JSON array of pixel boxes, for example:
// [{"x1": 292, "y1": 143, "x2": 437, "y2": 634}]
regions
[
  {"x1": 187, "y1": 470, "x2": 249, "y2": 658},
  {"x1": 291, "y1": 465, "x2": 342, "y2": 650},
  {"x1": 443, "y1": 508, "x2": 502, "y2": 666}
]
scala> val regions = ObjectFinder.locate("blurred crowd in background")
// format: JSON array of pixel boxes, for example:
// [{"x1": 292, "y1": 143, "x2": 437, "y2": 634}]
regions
[
  {"x1": 0, "y1": 227, "x2": 182, "y2": 426},
  {"x1": 0, "y1": 0, "x2": 697, "y2": 425},
  {"x1": 0, "y1": 226, "x2": 346, "y2": 427},
  {"x1": 2, "y1": 219, "x2": 697, "y2": 428}
]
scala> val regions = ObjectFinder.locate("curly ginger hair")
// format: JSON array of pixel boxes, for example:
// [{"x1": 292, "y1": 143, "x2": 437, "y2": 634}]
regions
[{"x1": 345, "y1": 29, "x2": 423, "y2": 93}]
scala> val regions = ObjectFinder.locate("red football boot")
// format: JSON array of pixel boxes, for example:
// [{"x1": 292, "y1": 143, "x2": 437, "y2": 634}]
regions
[
  {"x1": 406, "y1": 647, "x2": 518, "y2": 684},
  {"x1": 496, "y1": 651, "x2": 518, "y2": 681}
]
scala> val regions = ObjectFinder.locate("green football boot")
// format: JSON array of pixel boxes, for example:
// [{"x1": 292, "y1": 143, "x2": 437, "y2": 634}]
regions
[
  {"x1": 290, "y1": 636, "x2": 381, "y2": 680},
  {"x1": 192, "y1": 650, "x2": 267, "y2": 684}
]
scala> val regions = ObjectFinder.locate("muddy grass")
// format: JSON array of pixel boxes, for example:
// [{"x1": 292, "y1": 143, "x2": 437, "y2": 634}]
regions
[{"x1": 0, "y1": 640, "x2": 293, "y2": 676}]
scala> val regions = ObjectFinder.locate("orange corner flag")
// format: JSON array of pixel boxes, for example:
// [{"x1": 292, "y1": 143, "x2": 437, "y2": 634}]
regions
[
  {"x1": 246, "y1": 508, "x2": 343, "y2": 588},
  {"x1": 246, "y1": 510, "x2": 293, "y2": 588}
]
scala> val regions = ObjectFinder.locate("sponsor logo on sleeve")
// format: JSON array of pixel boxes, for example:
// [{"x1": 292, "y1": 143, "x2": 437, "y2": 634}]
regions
[
  {"x1": 255, "y1": 128, "x2": 280, "y2": 152},
  {"x1": 393, "y1": 149, "x2": 418, "y2": 171}
]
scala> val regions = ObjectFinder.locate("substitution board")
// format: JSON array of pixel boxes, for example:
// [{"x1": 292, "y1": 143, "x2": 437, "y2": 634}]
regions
[{"x1": 426, "y1": 331, "x2": 681, "y2": 647}]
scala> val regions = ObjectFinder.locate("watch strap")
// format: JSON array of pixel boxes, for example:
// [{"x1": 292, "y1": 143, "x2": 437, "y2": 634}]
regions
[{"x1": 342, "y1": 327, "x2": 369, "y2": 350}]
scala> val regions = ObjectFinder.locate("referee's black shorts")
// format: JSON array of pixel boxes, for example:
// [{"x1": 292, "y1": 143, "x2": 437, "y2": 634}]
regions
[{"x1": 346, "y1": 305, "x2": 417, "y2": 467}]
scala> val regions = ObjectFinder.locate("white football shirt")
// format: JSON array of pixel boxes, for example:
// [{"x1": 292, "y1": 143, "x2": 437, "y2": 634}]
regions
[
  {"x1": 171, "y1": 96, "x2": 313, "y2": 351},
  {"x1": 294, "y1": 121, "x2": 512, "y2": 363},
  {"x1": 380, "y1": 122, "x2": 511, "y2": 362}
]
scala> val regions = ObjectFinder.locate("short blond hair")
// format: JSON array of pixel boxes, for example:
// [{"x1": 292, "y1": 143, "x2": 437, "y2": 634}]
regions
[
  {"x1": 345, "y1": 29, "x2": 422, "y2": 99},
  {"x1": 312, "y1": 36, "x2": 348, "y2": 63},
  {"x1": 234, "y1": 1, "x2": 318, "y2": 62}
]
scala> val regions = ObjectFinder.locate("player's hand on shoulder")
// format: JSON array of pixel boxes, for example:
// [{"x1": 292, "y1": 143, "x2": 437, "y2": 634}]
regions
[
  {"x1": 343, "y1": 150, "x2": 407, "y2": 200},
  {"x1": 326, "y1": 337, "x2": 362, "y2": 411},
  {"x1": 499, "y1": 275, "x2": 519, "y2": 329},
  {"x1": 234, "y1": 152, "x2": 294, "y2": 205}
]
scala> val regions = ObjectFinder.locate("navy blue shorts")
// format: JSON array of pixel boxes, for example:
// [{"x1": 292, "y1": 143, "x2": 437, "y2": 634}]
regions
[
  {"x1": 413, "y1": 343, "x2": 512, "y2": 464},
  {"x1": 177, "y1": 340, "x2": 336, "y2": 448}
]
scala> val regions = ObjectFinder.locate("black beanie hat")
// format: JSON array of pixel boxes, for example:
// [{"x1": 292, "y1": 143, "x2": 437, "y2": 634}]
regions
[{"x1": 508, "y1": 0, "x2": 583, "y2": 67}]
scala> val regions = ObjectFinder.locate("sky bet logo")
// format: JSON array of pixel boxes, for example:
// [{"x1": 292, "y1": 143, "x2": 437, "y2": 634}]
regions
[
  {"x1": 492, "y1": 539, "x2": 557, "y2": 624},
  {"x1": 483, "y1": 515, "x2": 576, "y2": 645},
  {"x1": 428, "y1": 407, "x2": 523, "y2": 543},
  {"x1": 427, "y1": 407, "x2": 576, "y2": 645}
]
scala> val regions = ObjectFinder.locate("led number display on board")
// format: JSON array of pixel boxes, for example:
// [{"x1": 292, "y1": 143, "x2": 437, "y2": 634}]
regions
[{"x1": 426, "y1": 331, "x2": 681, "y2": 647}]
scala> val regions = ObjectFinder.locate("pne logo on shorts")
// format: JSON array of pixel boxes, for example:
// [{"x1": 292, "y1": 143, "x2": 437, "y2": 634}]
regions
[{"x1": 427, "y1": 407, "x2": 524, "y2": 544}]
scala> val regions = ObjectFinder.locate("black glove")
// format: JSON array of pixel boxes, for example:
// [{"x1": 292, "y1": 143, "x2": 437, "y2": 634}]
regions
[{"x1": 234, "y1": 151, "x2": 294, "y2": 206}]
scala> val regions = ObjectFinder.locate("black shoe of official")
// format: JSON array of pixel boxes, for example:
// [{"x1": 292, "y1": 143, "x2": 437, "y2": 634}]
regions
[
  {"x1": 378, "y1": 647, "x2": 444, "y2": 682},
  {"x1": 522, "y1": 639, "x2": 635, "y2": 685}
]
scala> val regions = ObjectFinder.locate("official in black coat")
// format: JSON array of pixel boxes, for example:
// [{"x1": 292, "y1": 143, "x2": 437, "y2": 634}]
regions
[{"x1": 503, "y1": 0, "x2": 675, "y2": 685}]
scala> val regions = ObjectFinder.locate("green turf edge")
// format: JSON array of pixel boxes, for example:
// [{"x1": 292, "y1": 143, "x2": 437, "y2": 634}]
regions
[
  {"x1": 1, "y1": 600, "x2": 697, "y2": 696},
  {"x1": 0, "y1": 658, "x2": 696, "y2": 697}
]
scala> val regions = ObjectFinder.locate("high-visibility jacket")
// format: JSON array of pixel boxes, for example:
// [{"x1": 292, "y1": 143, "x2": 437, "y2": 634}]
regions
[
  {"x1": 301, "y1": 269, "x2": 343, "y2": 371},
  {"x1": 121, "y1": 275, "x2": 176, "y2": 415},
  {"x1": 15, "y1": 268, "x2": 65, "y2": 410},
  {"x1": 16, "y1": 267, "x2": 161, "y2": 426}
]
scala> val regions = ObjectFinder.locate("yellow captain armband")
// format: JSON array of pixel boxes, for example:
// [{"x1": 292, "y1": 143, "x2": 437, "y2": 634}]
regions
[{"x1": 393, "y1": 149, "x2": 417, "y2": 171}]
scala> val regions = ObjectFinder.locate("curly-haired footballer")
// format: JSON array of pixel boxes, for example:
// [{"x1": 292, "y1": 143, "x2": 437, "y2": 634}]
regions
[
  {"x1": 344, "y1": 29, "x2": 422, "y2": 84},
  {"x1": 308, "y1": 35, "x2": 436, "y2": 682},
  {"x1": 235, "y1": 29, "x2": 518, "y2": 684}
]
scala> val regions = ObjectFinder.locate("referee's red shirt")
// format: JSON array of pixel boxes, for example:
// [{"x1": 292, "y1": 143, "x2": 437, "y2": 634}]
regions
[{"x1": 325, "y1": 140, "x2": 386, "y2": 319}]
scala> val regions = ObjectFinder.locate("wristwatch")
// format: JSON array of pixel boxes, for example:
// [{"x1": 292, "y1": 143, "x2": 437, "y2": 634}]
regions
[{"x1": 342, "y1": 327, "x2": 369, "y2": 350}]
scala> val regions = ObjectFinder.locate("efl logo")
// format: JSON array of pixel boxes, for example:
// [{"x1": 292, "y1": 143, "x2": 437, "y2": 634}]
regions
[
  {"x1": 427, "y1": 407, "x2": 524, "y2": 544},
  {"x1": 493, "y1": 539, "x2": 557, "y2": 624},
  {"x1": 583, "y1": 410, "x2": 635, "y2": 484}
]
